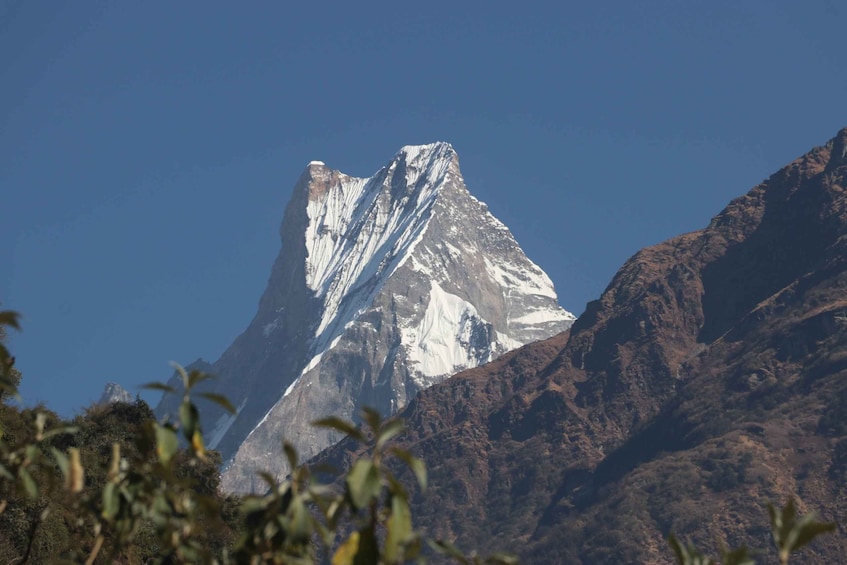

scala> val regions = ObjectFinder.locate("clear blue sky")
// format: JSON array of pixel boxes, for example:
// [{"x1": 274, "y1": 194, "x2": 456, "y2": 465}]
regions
[{"x1": 2, "y1": 1, "x2": 845, "y2": 416}]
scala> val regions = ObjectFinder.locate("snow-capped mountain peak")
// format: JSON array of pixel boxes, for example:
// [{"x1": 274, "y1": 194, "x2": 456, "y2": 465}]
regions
[
  {"x1": 301, "y1": 143, "x2": 463, "y2": 352},
  {"x1": 157, "y1": 143, "x2": 575, "y2": 493}
]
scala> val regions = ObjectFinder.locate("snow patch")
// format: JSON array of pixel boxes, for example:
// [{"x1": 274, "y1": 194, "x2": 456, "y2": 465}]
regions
[
  {"x1": 282, "y1": 377, "x2": 301, "y2": 399},
  {"x1": 400, "y1": 281, "x2": 490, "y2": 385},
  {"x1": 303, "y1": 143, "x2": 456, "y2": 353},
  {"x1": 510, "y1": 308, "x2": 575, "y2": 326},
  {"x1": 495, "y1": 331, "x2": 524, "y2": 353},
  {"x1": 483, "y1": 256, "x2": 558, "y2": 299}
]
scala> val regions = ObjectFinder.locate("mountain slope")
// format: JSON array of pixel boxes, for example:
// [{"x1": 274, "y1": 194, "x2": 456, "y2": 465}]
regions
[
  {"x1": 316, "y1": 128, "x2": 847, "y2": 562},
  {"x1": 157, "y1": 142, "x2": 574, "y2": 493}
]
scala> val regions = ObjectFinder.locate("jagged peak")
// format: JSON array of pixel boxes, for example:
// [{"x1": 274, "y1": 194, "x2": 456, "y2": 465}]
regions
[
  {"x1": 300, "y1": 142, "x2": 455, "y2": 177},
  {"x1": 392, "y1": 142, "x2": 459, "y2": 180},
  {"x1": 97, "y1": 382, "x2": 133, "y2": 405},
  {"x1": 395, "y1": 141, "x2": 456, "y2": 164},
  {"x1": 299, "y1": 142, "x2": 460, "y2": 203},
  {"x1": 298, "y1": 160, "x2": 344, "y2": 201}
]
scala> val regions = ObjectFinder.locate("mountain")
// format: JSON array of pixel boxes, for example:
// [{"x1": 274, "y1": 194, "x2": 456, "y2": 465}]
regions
[
  {"x1": 315, "y1": 128, "x2": 847, "y2": 562},
  {"x1": 97, "y1": 382, "x2": 133, "y2": 405},
  {"x1": 156, "y1": 142, "x2": 574, "y2": 493}
]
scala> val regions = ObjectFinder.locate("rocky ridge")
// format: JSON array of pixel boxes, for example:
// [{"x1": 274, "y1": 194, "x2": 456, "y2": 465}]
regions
[{"x1": 316, "y1": 128, "x2": 847, "y2": 563}]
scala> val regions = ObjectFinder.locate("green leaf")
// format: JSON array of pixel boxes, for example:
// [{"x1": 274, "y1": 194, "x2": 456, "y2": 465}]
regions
[
  {"x1": 23, "y1": 444, "x2": 38, "y2": 463},
  {"x1": 240, "y1": 495, "x2": 270, "y2": 514},
  {"x1": 312, "y1": 416, "x2": 365, "y2": 442},
  {"x1": 102, "y1": 482, "x2": 120, "y2": 519},
  {"x1": 67, "y1": 447, "x2": 84, "y2": 493},
  {"x1": 197, "y1": 392, "x2": 236, "y2": 414},
  {"x1": 385, "y1": 495, "x2": 413, "y2": 563},
  {"x1": 429, "y1": 539, "x2": 471, "y2": 565},
  {"x1": 390, "y1": 447, "x2": 427, "y2": 492},
  {"x1": 154, "y1": 423, "x2": 178, "y2": 464},
  {"x1": 668, "y1": 534, "x2": 715, "y2": 565},
  {"x1": 719, "y1": 545, "x2": 755, "y2": 565},
  {"x1": 41, "y1": 425, "x2": 79, "y2": 441},
  {"x1": 18, "y1": 468, "x2": 38, "y2": 499},
  {"x1": 332, "y1": 532, "x2": 360, "y2": 565},
  {"x1": 0, "y1": 311, "x2": 21, "y2": 331},
  {"x1": 140, "y1": 381, "x2": 177, "y2": 394},
  {"x1": 171, "y1": 362, "x2": 191, "y2": 390},
  {"x1": 50, "y1": 447, "x2": 69, "y2": 479},
  {"x1": 283, "y1": 442, "x2": 298, "y2": 470},
  {"x1": 35, "y1": 412, "x2": 46, "y2": 439},
  {"x1": 324, "y1": 497, "x2": 344, "y2": 531},
  {"x1": 769, "y1": 499, "x2": 836, "y2": 560},
  {"x1": 361, "y1": 407, "x2": 382, "y2": 434},
  {"x1": 187, "y1": 369, "x2": 213, "y2": 389},
  {"x1": 404, "y1": 536, "x2": 423, "y2": 562},
  {"x1": 484, "y1": 553, "x2": 520, "y2": 565},
  {"x1": 385, "y1": 473, "x2": 409, "y2": 500},
  {"x1": 669, "y1": 535, "x2": 686, "y2": 565},
  {"x1": 190, "y1": 428, "x2": 206, "y2": 458},
  {"x1": 345, "y1": 459, "x2": 380, "y2": 510},
  {"x1": 256, "y1": 471, "x2": 279, "y2": 490},
  {"x1": 376, "y1": 419, "x2": 405, "y2": 450},
  {"x1": 792, "y1": 520, "x2": 837, "y2": 552},
  {"x1": 179, "y1": 401, "x2": 200, "y2": 441},
  {"x1": 287, "y1": 496, "x2": 312, "y2": 542}
]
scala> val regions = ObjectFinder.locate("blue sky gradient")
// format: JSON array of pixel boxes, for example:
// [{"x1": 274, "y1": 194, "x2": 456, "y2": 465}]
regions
[{"x1": 3, "y1": 1, "x2": 846, "y2": 415}]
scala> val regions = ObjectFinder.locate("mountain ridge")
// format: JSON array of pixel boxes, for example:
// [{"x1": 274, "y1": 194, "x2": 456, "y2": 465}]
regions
[
  {"x1": 314, "y1": 127, "x2": 847, "y2": 563},
  {"x1": 156, "y1": 142, "x2": 575, "y2": 493}
]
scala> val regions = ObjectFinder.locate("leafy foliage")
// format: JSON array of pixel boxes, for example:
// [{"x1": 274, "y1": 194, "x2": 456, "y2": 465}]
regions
[
  {"x1": 0, "y1": 311, "x2": 517, "y2": 563},
  {"x1": 668, "y1": 535, "x2": 754, "y2": 565},
  {"x1": 767, "y1": 499, "x2": 837, "y2": 565},
  {"x1": 0, "y1": 309, "x2": 22, "y2": 402}
]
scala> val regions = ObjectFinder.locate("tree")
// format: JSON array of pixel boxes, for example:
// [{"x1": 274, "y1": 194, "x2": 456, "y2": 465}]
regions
[{"x1": 0, "y1": 309, "x2": 22, "y2": 403}]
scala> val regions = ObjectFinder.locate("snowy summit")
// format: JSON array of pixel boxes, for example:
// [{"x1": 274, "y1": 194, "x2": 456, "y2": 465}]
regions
[{"x1": 157, "y1": 142, "x2": 575, "y2": 493}]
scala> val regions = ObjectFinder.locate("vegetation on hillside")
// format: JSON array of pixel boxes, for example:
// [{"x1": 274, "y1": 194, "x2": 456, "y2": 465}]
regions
[{"x1": 0, "y1": 309, "x2": 836, "y2": 563}]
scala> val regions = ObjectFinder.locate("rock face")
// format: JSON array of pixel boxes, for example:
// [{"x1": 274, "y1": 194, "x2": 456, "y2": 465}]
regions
[
  {"x1": 157, "y1": 142, "x2": 574, "y2": 493},
  {"x1": 316, "y1": 128, "x2": 847, "y2": 562},
  {"x1": 97, "y1": 382, "x2": 133, "y2": 405}
]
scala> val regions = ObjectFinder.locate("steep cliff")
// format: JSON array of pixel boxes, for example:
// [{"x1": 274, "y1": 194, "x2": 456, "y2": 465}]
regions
[{"x1": 157, "y1": 142, "x2": 574, "y2": 493}]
